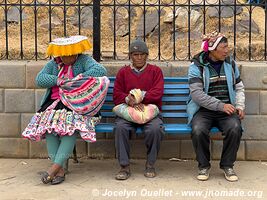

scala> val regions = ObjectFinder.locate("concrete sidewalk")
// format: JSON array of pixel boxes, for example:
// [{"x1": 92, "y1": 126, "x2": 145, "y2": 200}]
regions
[{"x1": 0, "y1": 158, "x2": 266, "y2": 200}]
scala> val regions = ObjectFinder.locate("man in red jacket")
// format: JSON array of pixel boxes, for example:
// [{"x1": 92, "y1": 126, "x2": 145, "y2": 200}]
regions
[{"x1": 113, "y1": 39, "x2": 164, "y2": 180}]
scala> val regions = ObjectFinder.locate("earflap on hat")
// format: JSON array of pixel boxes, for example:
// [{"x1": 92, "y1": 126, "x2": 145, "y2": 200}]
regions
[{"x1": 47, "y1": 35, "x2": 92, "y2": 57}]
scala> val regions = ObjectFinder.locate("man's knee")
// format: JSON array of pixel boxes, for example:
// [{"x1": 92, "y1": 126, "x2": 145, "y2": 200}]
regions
[
  {"x1": 191, "y1": 123, "x2": 209, "y2": 137},
  {"x1": 114, "y1": 119, "x2": 130, "y2": 135},
  {"x1": 144, "y1": 125, "x2": 163, "y2": 139},
  {"x1": 224, "y1": 120, "x2": 242, "y2": 137}
]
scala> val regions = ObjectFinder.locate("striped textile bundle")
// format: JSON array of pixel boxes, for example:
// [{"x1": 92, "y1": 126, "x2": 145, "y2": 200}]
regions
[
  {"x1": 60, "y1": 74, "x2": 110, "y2": 116},
  {"x1": 113, "y1": 103, "x2": 159, "y2": 124}
]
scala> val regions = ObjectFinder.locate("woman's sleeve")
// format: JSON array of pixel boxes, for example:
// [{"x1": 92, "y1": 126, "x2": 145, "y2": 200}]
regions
[
  {"x1": 81, "y1": 55, "x2": 107, "y2": 77},
  {"x1": 35, "y1": 60, "x2": 58, "y2": 88}
]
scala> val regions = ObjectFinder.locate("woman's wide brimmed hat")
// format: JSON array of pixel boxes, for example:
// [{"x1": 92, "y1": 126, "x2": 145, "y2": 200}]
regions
[{"x1": 46, "y1": 35, "x2": 92, "y2": 57}]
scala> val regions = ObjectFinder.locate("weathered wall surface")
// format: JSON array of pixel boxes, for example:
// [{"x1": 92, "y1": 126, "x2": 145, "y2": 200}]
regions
[{"x1": 0, "y1": 60, "x2": 266, "y2": 161}]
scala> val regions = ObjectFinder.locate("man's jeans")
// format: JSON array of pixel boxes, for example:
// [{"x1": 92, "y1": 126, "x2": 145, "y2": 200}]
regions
[{"x1": 191, "y1": 107, "x2": 242, "y2": 169}]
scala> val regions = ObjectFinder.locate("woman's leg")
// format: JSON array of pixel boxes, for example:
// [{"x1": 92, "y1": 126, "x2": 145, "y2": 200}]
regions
[
  {"x1": 42, "y1": 133, "x2": 61, "y2": 183},
  {"x1": 46, "y1": 133, "x2": 60, "y2": 162},
  {"x1": 54, "y1": 133, "x2": 77, "y2": 168}
]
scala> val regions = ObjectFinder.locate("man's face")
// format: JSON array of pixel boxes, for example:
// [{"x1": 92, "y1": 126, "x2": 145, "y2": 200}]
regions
[
  {"x1": 209, "y1": 42, "x2": 229, "y2": 61},
  {"x1": 130, "y1": 52, "x2": 148, "y2": 69}
]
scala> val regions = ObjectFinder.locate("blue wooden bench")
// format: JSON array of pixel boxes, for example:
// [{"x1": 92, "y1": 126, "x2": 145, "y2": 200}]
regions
[
  {"x1": 70, "y1": 76, "x2": 219, "y2": 165},
  {"x1": 95, "y1": 77, "x2": 219, "y2": 134}
]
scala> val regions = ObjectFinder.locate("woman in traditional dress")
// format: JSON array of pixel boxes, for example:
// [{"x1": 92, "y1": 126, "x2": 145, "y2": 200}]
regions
[{"x1": 22, "y1": 35, "x2": 108, "y2": 185}]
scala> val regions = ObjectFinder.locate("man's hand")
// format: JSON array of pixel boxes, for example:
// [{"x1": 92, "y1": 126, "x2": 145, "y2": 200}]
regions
[
  {"x1": 134, "y1": 103, "x2": 145, "y2": 112},
  {"x1": 126, "y1": 94, "x2": 136, "y2": 107},
  {"x1": 223, "y1": 104, "x2": 236, "y2": 115},
  {"x1": 236, "y1": 108, "x2": 245, "y2": 120}
]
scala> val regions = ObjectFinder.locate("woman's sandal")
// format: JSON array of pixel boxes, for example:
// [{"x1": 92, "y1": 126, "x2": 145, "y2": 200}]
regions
[
  {"x1": 144, "y1": 166, "x2": 156, "y2": 178},
  {"x1": 115, "y1": 169, "x2": 131, "y2": 180},
  {"x1": 51, "y1": 174, "x2": 65, "y2": 185},
  {"x1": 41, "y1": 172, "x2": 53, "y2": 184}
]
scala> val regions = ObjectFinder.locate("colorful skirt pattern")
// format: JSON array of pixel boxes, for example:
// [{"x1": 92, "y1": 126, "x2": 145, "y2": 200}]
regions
[{"x1": 22, "y1": 99, "x2": 100, "y2": 142}]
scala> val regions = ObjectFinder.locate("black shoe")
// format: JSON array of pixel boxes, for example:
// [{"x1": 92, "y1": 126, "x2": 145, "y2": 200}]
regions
[
  {"x1": 222, "y1": 167, "x2": 238, "y2": 182},
  {"x1": 51, "y1": 175, "x2": 65, "y2": 185},
  {"x1": 197, "y1": 168, "x2": 210, "y2": 181}
]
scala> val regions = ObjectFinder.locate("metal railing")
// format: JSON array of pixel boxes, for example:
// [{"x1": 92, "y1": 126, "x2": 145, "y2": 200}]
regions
[{"x1": 0, "y1": 0, "x2": 266, "y2": 61}]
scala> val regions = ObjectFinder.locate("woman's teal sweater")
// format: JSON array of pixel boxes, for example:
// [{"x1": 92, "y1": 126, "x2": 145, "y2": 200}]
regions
[{"x1": 36, "y1": 54, "x2": 107, "y2": 107}]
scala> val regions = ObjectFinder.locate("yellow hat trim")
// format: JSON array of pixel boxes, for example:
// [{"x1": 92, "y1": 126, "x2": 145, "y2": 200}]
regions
[{"x1": 46, "y1": 38, "x2": 92, "y2": 57}]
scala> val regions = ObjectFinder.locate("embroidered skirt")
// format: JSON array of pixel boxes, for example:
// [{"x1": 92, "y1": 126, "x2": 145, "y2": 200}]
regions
[{"x1": 22, "y1": 99, "x2": 100, "y2": 142}]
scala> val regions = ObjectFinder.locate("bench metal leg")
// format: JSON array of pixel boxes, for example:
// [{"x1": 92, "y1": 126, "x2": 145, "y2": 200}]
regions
[{"x1": 72, "y1": 145, "x2": 79, "y2": 163}]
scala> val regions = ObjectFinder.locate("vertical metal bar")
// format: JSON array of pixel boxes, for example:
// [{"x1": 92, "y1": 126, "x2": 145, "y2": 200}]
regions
[
  {"x1": 78, "y1": 0, "x2": 81, "y2": 35},
  {"x1": 249, "y1": 4, "x2": 252, "y2": 60},
  {"x1": 93, "y1": 0, "x2": 101, "y2": 61},
  {"x1": 128, "y1": 0, "x2": 131, "y2": 60},
  {"x1": 19, "y1": 0, "x2": 23, "y2": 59},
  {"x1": 203, "y1": 0, "x2": 206, "y2": 34},
  {"x1": 113, "y1": 0, "x2": 116, "y2": 59},
  {"x1": 188, "y1": 0, "x2": 190, "y2": 59},
  {"x1": 5, "y1": 0, "x2": 8, "y2": 59},
  {"x1": 233, "y1": 0, "x2": 237, "y2": 59},
  {"x1": 34, "y1": 0, "x2": 38, "y2": 60},
  {"x1": 265, "y1": 2, "x2": 267, "y2": 60},
  {"x1": 143, "y1": 0, "x2": 146, "y2": 41},
  {"x1": 63, "y1": 0, "x2": 66, "y2": 36},
  {"x1": 218, "y1": 0, "x2": 221, "y2": 32},
  {"x1": 158, "y1": 0, "x2": 161, "y2": 60},
  {"x1": 49, "y1": 0, "x2": 52, "y2": 43},
  {"x1": 173, "y1": 0, "x2": 176, "y2": 60}
]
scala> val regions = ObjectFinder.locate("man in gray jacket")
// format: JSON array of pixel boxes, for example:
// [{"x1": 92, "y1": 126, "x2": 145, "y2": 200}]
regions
[{"x1": 187, "y1": 31, "x2": 245, "y2": 182}]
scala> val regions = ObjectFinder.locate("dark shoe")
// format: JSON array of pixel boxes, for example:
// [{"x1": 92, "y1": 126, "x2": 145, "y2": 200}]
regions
[
  {"x1": 51, "y1": 175, "x2": 65, "y2": 185},
  {"x1": 222, "y1": 167, "x2": 238, "y2": 182},
  {"x1": 115, "y1": 168, "x2": 131, "y2": 180},
  {"x1": 144, "y1": 166, "x2": 156, "y2": 178},
  {"x1": 197, "y1": 168, "x2": 210, "y2": 181},
  {"x1": 41, "y1": 172, "x2": 53, "y2": 184}
]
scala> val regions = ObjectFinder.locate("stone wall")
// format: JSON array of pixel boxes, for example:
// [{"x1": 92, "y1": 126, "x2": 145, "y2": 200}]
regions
[{"x1": 0, "y1": 60, "x2": 266, "y2": 161}]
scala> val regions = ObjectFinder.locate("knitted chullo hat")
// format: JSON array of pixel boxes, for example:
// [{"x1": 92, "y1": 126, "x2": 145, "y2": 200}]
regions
[
  {"x1": 201, "y1": 31, "x2": 226, "y2": 52},
  {"x1": 47, "y1": 35, "x2": 92, "y2": 57},
  {"x1": 129, "y1": 39, "x2": 149, "y2": 54}
]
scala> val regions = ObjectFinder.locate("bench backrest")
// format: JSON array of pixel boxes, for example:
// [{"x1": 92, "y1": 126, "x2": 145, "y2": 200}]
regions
[{"x1": 100, "y1": 77, "x2": 189, "y2": 123}]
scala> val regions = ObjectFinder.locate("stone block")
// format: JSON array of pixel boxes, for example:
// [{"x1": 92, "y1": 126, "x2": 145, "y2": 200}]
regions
[
  {"x1": 0, "y1": 62, "x2": 26, "y2": 88},
  {"x1": 101, "y1": 61, "x2": 128, "y2": 76},
  {"x1": 5, "y1": 89, "x2": 35, "y2": 112},
  {"x1": 88, "y1": 140, "x2": 115, "y2": 158},
  {"x1": 246, "y1": 141, "x2": 267, "y2": 160},
  {"x1": 75, "y1": 140, "x2": 87, "y2": 157},
  {"x1": 242, "y1": 115, "x2": 267, "y2": 140},
  {"x1": 21, "y1": 113, "x2": 34, "y2": 131},
  {"x1": 0, "y1": 138, "x2": 29, "y2": 158},
  {"x1": 26, "y1": 61, "x2": 46, "y2": 88},
  {"x1": 245, "y1": 90, "x2": 259, "y2": 115},
  {"x1": 150, "y1": 61, "x2": 171, "y2": 76},
  {"x1": 260, "y1": 91, "x2": 267, "y2": 114},
  {"x1": 181, "y1": 140, "x2": 195, "y2": 159},
  {"x1": 0, "y1": 113, "x2": 20, "y2": 137},
  {"x1": 35, "y1": 89, "x2": 46, "y2": 111},
  {"x1": 241, "y1": 64, "x2": 267, "y2": 89},
  {"x1": 212, "y1": 140, "x2": 245, "y2": 160},
  {"x1": 169, "y1": 61, "x2": 190, "y2": 77},
  {"x1": 0, "y1": 89, "x2": 3, "y2": 112},
  {"x1": 158, "y1": 140, "x2": 180, "y2": 159},
  {"x1": 29, "y1": 140, "x2": 48, "y2": 158}
]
